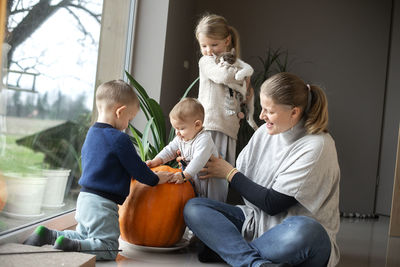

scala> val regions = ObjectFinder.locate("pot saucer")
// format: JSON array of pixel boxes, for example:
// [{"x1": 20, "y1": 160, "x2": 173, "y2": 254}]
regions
[{"x1": 119, "y1": 237, "x2": 190, "y2": 252}]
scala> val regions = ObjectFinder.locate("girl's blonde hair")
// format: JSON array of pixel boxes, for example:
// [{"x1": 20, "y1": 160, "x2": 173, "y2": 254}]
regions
[
  {"x1": 195, "y1": 14, "x2": 241, "y2": 57},
  {"x1": 261, "y1": 72, "x2": 329, "y2": 134},
  {"x1": 169, "y1": 97, "x2": 204, "y2": 122}
]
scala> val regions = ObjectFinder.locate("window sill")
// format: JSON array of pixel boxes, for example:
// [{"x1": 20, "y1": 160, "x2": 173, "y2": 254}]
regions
[{"x1": 0, "y1": 210, "x2": 76, "y2": 245}]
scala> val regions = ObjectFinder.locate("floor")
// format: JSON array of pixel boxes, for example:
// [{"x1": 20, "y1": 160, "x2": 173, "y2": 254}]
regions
[{"x1": 95, "y1": 215, "x2": 400, "y2": 267}]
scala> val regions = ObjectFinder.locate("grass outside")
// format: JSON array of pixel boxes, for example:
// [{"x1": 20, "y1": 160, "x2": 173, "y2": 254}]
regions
[{"x1": 0, "y1": 134, "x2": 45, "y2": 174}]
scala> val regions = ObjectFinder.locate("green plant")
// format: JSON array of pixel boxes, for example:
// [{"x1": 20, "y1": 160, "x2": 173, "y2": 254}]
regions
[
  {"x1": 251, "y1": 47, "x2": 291, "y2": 90},
  {"x1": 15, "y1": 114, "x2": 90, "y2": 175},
  {"x1": 0, "y1": 135, "x2": 45, "y2": 173},
  {"x1": 125, "y1": 71, "x2": 199, "y2": 162}
]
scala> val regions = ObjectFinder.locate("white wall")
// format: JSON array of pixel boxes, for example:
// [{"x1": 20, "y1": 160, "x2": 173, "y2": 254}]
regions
[{"x1": 129, "y1": 0, "x2": 170, "y2": 130}]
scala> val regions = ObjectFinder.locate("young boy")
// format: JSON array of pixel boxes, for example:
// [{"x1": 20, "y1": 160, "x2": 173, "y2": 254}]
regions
[
  {"x1": 23, "y1": 79, "x2": 172, "y2": 260},
  {"x1": 146, "y1": 97, "x2": 228, "y2": 202}
]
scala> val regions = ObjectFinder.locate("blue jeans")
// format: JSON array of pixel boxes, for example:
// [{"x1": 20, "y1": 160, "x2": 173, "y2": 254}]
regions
[{"x1": 184, "y1": 198, "x2": 331, "y2": 267}]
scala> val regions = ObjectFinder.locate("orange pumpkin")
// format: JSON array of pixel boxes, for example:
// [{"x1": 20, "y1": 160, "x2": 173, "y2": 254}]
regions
[
  {"x1": 0, "y1": 174, "x2": 7, "y2": 212},
  {"x1": 119, "y1": 165, "x2": 195, "y2": 247}
]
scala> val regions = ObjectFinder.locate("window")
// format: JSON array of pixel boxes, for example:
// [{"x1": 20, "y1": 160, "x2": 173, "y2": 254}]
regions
[
  {"x1": 0, "y1": 0, "x2": 135, "y2": 242},
  {"x1": 0, "y1": 0, "x2": 103, "y2": 236}
]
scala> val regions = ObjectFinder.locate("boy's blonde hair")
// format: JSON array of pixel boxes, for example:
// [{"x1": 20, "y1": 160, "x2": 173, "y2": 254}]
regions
[
  {"x1": 169, "y1": 97, "x2": 204, "y2": 122},
  {"x1": 96, "y1": 79, "x2": 139, "y2": 109},
  {"x1": 261, "y1": 72, "x2": 329, "y2": 134},
  {"x1": 195, "y1": 13, "x2": 241, "y2": 57}
]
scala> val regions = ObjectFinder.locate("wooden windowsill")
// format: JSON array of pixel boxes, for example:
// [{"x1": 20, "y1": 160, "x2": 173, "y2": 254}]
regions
[{"x1": 0, "y1": 211, "x2": 77, "y2": 245}]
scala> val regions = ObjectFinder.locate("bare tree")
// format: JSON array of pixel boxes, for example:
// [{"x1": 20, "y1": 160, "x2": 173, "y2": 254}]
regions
[{"x1": 5, "y1": 0, "x2": 101, "y2": 67}]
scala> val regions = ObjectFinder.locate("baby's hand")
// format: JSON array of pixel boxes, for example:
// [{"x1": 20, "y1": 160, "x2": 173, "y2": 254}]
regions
[
  {"x1": 176, "y1": 150, "x2": 185, "y2": 168},
  {"x1": 169, "y1": 173, "x2": 185, "y2": 184},
  {"x1": 146, "y1": 160, "x2": 153, "y2": 167},
  {"x1": 146, "y1": 158, "x2": 162, "y2": 168}
]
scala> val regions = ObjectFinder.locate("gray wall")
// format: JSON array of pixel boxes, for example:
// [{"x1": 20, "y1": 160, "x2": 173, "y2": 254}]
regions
[
  {"x1": 160, "y1": 0, "x2": 197, "y2": 115},
  {"x1": 157, "y1": 0, "x2": 397, "y2": 214}
]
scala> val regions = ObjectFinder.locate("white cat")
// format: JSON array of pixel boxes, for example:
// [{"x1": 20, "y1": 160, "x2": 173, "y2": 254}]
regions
[{"x1": 213, "y1": 49, "x2": 258, "y2": 130}]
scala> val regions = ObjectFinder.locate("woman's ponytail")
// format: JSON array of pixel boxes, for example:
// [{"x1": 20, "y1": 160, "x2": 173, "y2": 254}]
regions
[{"x1": 304, "y1": 85, "x2": 329, "y2": 134}]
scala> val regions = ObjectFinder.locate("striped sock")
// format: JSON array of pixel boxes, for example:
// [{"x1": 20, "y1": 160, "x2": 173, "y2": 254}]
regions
[{"x1": 23, "y1": 225, "x2": 57, "y2": 246}]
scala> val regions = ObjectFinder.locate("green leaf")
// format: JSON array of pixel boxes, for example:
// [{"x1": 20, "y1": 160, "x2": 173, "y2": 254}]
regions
[
  {"x1": 142, "y1": 118, "x2": 153, "y2": 160},
  {"x1": 125, "y1": 72, "x2": 151, "y2": 119},
  {"x1": 181, "y1": 77, "x2": 199, "y2": 99},
  {"x1": 149, "y1": 98, "x2": 167, "y2": 144},
  {"x1": 168, "y1": 126, "x2": 176, "y2": 144},
  {"x1": 129, "y1": 124, "x2": 145, "y2": 160},
  {"x1": 125, "y1": 71, "x2": 150, "y2": 99}
]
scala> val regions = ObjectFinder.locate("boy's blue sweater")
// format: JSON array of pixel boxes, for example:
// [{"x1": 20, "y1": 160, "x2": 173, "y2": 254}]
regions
[{"x1": 79, "y1": 122, "x2": 159, "y2": 204}]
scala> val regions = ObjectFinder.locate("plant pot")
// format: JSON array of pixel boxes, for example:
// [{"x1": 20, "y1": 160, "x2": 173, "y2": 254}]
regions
[
  {"x1": 41, "y1": 169, "x2": 71, "y2": 208},
  {"x1": 2, "y1": 172, "x2": 48, "y2": 219}
]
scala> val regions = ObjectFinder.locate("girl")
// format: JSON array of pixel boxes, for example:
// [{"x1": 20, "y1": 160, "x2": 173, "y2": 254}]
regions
[{"x1": 195, "y1": 14, "x2": 253, "y2": 166}]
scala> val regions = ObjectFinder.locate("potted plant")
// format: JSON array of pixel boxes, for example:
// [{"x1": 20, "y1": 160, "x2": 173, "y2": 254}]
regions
[
  {"x1": 15, "y1": 116, "x2": 90, "y2": 201},
  {"x1": 41, "y1": 168, "x2": 71, "y2": 208},
  {"x1": 2, "y1": 170, "x2": 48, "y2": 218},
  {"x1": 0, "y1": 137, "x2": 48, "y2": 218}
]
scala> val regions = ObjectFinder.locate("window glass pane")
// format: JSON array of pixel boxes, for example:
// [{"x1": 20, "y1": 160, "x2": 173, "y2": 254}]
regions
[{"x1": 0, "y1": 0, "x2": 103, "y2": 234}]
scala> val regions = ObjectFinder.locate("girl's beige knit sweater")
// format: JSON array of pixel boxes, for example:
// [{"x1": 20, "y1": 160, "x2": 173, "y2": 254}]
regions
[{"x1": 198, "y1": 55, "x2": 244, "y2": 139}]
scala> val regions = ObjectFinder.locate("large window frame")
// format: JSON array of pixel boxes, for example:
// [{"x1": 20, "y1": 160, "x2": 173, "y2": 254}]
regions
[{"x1": 0, "y1": 0, "x2": 136, "y2": 244}]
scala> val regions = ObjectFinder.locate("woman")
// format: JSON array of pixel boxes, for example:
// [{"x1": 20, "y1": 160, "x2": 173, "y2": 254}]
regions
[{"x1": 184, "y1": 72, "x2": 340, "y2": 267}]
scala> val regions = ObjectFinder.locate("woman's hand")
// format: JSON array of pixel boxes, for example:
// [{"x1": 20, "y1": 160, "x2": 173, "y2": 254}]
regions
[
  {"x1": 169, "y1": 173, "x2": 185, "y2": 184},
  {"x1": 155, "y1": 171, "x2": 174, "y2": 184},
  {"x1": 199, "y1": 155, "x2": 235, "y2": 180}
]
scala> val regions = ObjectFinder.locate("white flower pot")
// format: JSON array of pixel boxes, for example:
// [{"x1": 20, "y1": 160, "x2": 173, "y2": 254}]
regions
[
  {"x1": 2, "y1": 172, "x2": 48, "y2": 218},
  {"x1": 42, "y1": 169, "x2": 71, "y2": 208}
]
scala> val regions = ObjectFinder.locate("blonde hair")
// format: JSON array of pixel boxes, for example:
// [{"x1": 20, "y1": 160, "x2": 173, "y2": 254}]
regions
[
  {"x1": 96, "y1": 79, "x2": 139, "y2": 109},
  {"x1": 195, "y1": 13, "x2": 241, "y2": 57},
  {"x1": 169, "y1": 97, "x2": 204, "y2": 122},
  {"x1": 260, "y1": 72, "x2": 329, "y2": 134}
]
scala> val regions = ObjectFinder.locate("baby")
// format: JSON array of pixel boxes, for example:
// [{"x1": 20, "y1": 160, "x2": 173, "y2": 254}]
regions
[{"x1": 147, "y1": 97, "x2": 228, "y2": 202}]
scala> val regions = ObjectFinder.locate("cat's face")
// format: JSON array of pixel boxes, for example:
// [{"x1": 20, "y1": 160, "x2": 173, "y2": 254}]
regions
[
  {"x1": 215, "y1": 49, "x2": 236, "y2": 65},
  {"x1": 219, "y1": 52, "x2": 236, "y2": 65}
]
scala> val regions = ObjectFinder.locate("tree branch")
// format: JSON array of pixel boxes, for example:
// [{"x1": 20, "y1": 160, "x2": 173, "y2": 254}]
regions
[
  {"x1": 68, "y1": 4, "x2": 101, "y2": 23},
  {"x1": 6, "y1": 0, "x2": 73, "y2": 66}
]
